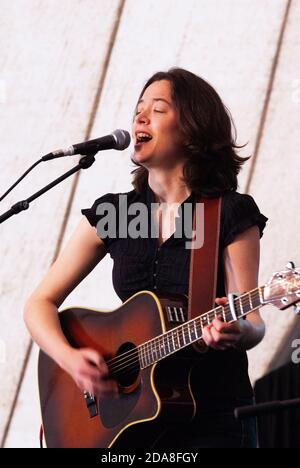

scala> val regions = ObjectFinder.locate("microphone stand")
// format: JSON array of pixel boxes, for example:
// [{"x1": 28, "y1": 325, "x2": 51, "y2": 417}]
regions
[
  {"x1": 0, "y1": 152, "x2": 96, "y2": 224},
  {"x1": 234, "y1": 397, "x2": 300, "y2": 419}
]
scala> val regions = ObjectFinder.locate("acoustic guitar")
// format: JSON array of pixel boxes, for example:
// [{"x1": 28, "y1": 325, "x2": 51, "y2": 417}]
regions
[{"x1": 38, "y1": 264, "x2": 300, "y2": 447}]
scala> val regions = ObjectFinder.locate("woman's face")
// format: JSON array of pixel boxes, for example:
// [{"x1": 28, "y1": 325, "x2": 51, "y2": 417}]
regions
[{"x1": 132, "y1": 80, "x2": 185, "y2": 168}]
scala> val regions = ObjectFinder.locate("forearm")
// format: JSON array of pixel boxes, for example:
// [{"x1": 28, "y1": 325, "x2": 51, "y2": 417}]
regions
[
  {"x1": 238, "y1": 313, "x2": 265, "y2": 351},
  {"x1": 24, "y1": 297, "x2": 74, "y2": 368}
]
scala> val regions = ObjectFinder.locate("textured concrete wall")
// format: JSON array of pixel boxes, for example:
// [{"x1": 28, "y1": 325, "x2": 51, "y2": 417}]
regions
[{"x1": 0, "y1": 0, "x2": 299, "y2": 447}]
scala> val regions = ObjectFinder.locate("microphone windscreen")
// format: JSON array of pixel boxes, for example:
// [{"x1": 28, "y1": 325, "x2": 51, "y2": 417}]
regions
[{"x1": 113, "y1": 129, "x2": 131, "y2": 150}]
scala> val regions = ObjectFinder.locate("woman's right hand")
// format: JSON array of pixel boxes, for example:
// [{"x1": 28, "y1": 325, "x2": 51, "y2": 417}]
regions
[{"x1": 61, "y1": 347, "x2": 118, "y2": 398}]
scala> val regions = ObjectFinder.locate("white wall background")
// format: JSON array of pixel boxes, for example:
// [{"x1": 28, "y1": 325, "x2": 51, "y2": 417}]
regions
[{"x1": 0, "y1": 0, "x2": 299, "y2": 448}]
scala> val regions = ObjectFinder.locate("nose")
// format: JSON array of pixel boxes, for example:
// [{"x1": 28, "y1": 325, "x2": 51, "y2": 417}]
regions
[{"x1": 135, "y1": 109, "x2": 150, "y2": 125}]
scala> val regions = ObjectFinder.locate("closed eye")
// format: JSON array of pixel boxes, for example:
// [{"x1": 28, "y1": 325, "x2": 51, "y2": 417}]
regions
[{"x1": 135, "y1": 109, "x2": 165, "y2": 115}]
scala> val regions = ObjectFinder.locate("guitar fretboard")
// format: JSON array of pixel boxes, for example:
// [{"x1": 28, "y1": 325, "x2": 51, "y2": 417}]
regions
[{"x1": 138, "y1": 287, "x2": 264, "y2": 369}]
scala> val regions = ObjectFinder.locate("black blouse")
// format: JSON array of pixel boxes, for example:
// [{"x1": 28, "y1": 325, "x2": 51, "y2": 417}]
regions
[{"x1": 82, "y1": 183, "x2": 268, "y2": 402}]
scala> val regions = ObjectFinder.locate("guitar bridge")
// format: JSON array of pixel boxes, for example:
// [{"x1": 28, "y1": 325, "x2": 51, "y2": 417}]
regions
[{"x1": 83, "y1": 391, "x2": 98, "y2": 418}]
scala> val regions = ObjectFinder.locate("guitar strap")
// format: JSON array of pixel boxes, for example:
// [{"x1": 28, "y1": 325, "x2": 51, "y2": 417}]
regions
[{"x1": 187, "y1": 196, "x2": 222, "y2": 352}]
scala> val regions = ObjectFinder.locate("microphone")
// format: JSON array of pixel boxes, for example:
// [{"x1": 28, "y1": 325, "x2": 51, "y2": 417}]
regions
[{"x1": 42, "y1": 129, "x2": 131, "y2": 161}]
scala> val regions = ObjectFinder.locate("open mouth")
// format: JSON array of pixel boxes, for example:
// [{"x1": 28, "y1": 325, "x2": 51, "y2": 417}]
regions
[{"x1": 135, "y1": 132, "x2": 153, "y2": 145}]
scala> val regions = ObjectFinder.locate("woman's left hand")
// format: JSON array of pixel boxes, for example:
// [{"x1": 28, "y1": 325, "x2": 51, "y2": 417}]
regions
[{"x1": 202, "y1": 297, "x2": 245, "y2": 351}]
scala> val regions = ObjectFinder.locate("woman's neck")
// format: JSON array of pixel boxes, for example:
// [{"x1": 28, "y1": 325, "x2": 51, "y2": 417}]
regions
[{"x1": 148, "y1": 167, "x2": 191, "y2": 205}]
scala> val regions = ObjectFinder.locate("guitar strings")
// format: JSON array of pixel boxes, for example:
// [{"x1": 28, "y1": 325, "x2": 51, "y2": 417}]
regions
[
  {"x1": 106, "y1": 287, "x2": 262, "y2": 371},
  {"x1": 108, "y1": 278, "x2": 290, "y2": 373},
  {"x1": 107, "y1": 295, "x2": 263, "y2": 378},
  {"x1": 109, "y1": 304, "x2": 264, "y2": 379},
  {"x1": 105, "y1": 290, "x2": 263, "y2": 378},
  {"x1": 106, "y1": 280, "x2": 297, "y2": 378},
  {"x1": 107, "y1": 290, "x2": 263, "y2": 376},
  {"x1": 109, "y1": 307, "x2": 265, "y2": 380}
]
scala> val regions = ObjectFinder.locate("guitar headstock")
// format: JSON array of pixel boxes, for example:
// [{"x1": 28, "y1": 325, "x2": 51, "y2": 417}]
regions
[{"x1": 263, "y1": 262, "x2": 300, "y2": 311}]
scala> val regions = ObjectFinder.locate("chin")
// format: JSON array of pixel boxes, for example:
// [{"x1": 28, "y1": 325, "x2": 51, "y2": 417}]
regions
[{"x1": 132, "y1": 151, "x2": 153, "y2": 165}]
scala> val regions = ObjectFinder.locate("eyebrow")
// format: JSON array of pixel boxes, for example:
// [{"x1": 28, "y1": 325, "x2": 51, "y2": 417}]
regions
[{"x1": 137, "y1": 98, "x2": 172, "y2": 106}]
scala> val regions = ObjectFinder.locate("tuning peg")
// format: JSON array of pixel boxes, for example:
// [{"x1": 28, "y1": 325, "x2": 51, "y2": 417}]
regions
[
  {"x1": 286, "y1": 261, "x2": 296, "y2": 270},
  {"x1": 294, "y1": 302, "x2": 300, "y2": 315}
]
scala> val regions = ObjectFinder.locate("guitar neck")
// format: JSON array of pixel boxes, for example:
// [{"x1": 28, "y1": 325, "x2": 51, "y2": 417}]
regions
[{"x1": 138, "y1": 287, "x2": 264, "y2": 369}]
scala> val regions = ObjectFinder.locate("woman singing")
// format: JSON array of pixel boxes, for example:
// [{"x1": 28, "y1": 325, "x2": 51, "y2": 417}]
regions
[{"x1": 24, "y1": 67, "x2": 267, "y2": 448}]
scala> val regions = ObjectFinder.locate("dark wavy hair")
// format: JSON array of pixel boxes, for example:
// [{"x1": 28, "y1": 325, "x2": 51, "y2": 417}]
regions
[{"x1": 130, "y1": 67, "x2": 250, "y2": 198}]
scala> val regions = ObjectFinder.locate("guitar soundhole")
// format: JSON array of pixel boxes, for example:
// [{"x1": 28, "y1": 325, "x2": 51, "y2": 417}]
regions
[{"x1": 114, "y1": 342, "x2": 140, "y2": 388}]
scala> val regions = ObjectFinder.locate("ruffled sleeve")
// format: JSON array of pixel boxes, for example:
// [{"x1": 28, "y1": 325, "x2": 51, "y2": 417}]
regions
[
  {"x1": 81, "y1": 193, "x2": 117, "y2": 248},
  {"x1": 221, "y1": 191, "x2": 268, "y2": 249}
]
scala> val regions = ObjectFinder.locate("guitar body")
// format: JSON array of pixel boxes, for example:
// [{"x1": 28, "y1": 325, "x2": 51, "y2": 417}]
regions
[
  {"x1": 38, "y1": 291, "x2": 197, "y2": 448},
  {"x1": 38, "y1": 265, "x2": 300, "y2": 447}
]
